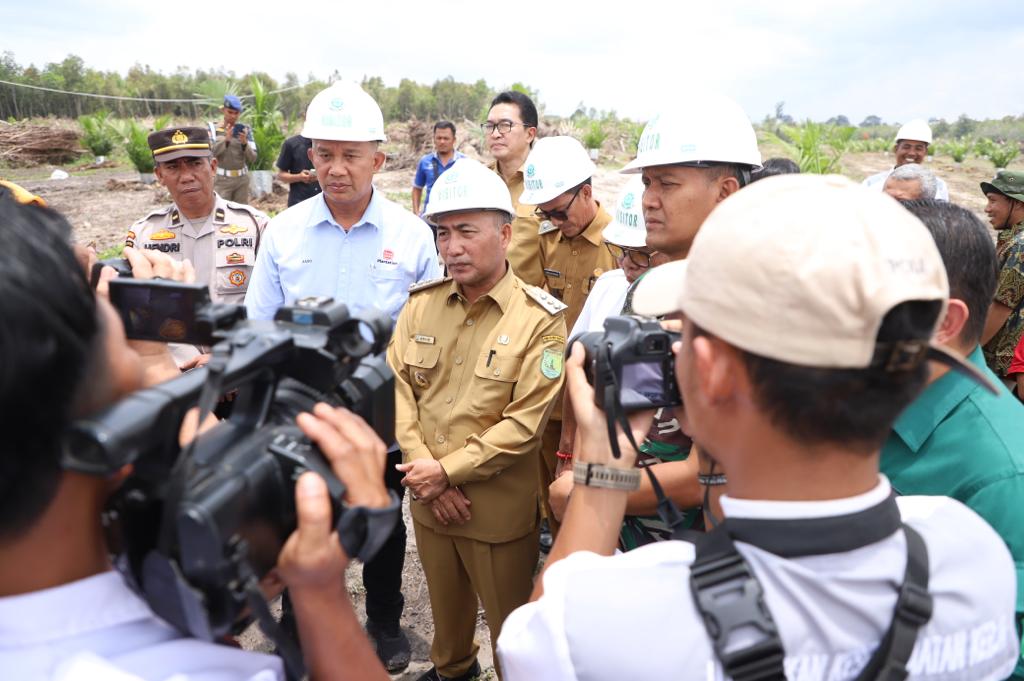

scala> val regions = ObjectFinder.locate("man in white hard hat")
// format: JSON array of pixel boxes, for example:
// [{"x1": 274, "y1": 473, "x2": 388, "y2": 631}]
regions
[
  {"x1": 862, "y1": 119, "x2": 949, "y2": 200},
  {"x1": 246, "y1": 81, "x2": 441, "y2": 673},
  {"x1": 388, "y1": 158, "x2": 567, "y2": 681},
  {"x1": 483, "y1": 90, "x2": 544, "y2": 287},
  {"x1": 520, "y1": 135, "x2": 620, "y2": 541},
  {"x1": 497, "y1": 174, "x2": 1018, "y2": 681},
  {"x1": 595, "y1": 94, "x2": 763, "y2": 534}
]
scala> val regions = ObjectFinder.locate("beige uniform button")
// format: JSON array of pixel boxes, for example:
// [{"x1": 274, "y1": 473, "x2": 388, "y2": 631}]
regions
[
  {"x1": 455, "y1": 357, "x2": 463, "y2": 365},
  {"x1": 445, "y1": 397, "x2": 453, "y2": 404},
  {"x1": 493, "y1": 369, "x2": 501, "y2": 376},
  {"x1": 571, "y1": 250, "x2": 578, "y2": 256},
  {"x1": 437, "y1": 435, "x2": 446, "y2": 444},
  {"x1": 466, "y1": 319, "x2": 475, "y2": 326}
]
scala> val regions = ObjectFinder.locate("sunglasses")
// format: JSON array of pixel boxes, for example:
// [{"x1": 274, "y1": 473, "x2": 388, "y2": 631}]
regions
[
  {"x1": 605, "y1": 243, "x2": 657, "y2": 268},
  {"x1": 534, "y1": 185, "x2": 583, "y2": 222}
]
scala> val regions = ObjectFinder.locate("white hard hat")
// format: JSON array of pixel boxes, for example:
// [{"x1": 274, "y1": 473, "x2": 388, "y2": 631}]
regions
[
  {"x1": 601, "y1": 176, "x2": 647, "y2": 248},
  {"x1": 423, "y1": 158, "x2": 514, "y2": 219},
  {"x1": 894, "y1": 119, "x2": 933, "y2": 145},
  {"x1": 520, "y1": 136, "x2": 596, "y2": 205},
  {"x1": 621, "y1": 93, "x2": 761, "y2": 173},
  {"x1": 301, "y1": 81, "x2": 387, "y2": 142}
]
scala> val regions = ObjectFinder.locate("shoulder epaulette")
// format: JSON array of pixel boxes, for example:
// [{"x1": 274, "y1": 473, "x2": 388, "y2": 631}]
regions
[
  {"x1": 408, "y1": 276, "x2": 452, "y2": 294},
  {"x1": 131, "y1": 204, "x2": 173, "y2": 228},
  {"x1": 538, "y1": 220, "x2": 559, "y2": 235},
  {"x1": 524, "y1": 285, "x2": 568, "y2": 315}
]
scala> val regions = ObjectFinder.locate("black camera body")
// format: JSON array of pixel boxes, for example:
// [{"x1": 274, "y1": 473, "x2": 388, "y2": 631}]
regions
[
  {"x1": 573, "y1": 315, "x2": 682, "y2": 412},
  {"x1": 65, "y1": 292, "x2": 397, "y2": 645}
]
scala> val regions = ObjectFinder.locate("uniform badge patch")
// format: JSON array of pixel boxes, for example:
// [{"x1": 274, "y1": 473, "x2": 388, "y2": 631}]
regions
[
  {"x1": 220, "y1": 224, "x2": 247, "y2": 235},
  {"x1": 414, "y1": 371, "x2": 430, "y2": 388},
  {"x1": 542, "y1": 335, "x2": 566, "y2": 345},
  {"x1": 150, "y1": 230, "x2": 175, "y2": 241},
  {"x1": 497, "y1": 335, "x2": 510, "y2": 345},
  {"x1": 226, "y1": 252, "x2": 244, "y2": 265},
  {"x1": 126, "y1": 231, "x2": 136, "y2": 241},
  {"x1": 228, "y1": 269, "x2": 246, "y2": 286},
  {"x1": 541, "y1": 347, "x2": 563, "y2": 379}
]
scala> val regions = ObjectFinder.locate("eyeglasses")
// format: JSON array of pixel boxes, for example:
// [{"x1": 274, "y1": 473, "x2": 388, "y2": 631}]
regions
[
  {"x1": 481, "y1": 120, "x2": 527, "y2": 135},
  {"x1": 605, "y1": 243, "x2": 657, "y2": 268},
  {"x1": 535, "y1": 186, "x2": 583, "y2": 222}
]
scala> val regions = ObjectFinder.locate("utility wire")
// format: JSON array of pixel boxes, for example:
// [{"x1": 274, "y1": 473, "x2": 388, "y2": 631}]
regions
[{"x1": 0, "y1": 78, "x2": 304, "y2": 103}]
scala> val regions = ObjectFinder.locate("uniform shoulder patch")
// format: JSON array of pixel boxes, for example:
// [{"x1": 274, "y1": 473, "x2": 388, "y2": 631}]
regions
[
  {"x1": 538, "y1": 220, "x2": 559, "y2": 235},
  {"x1": 133, "y1": 204, "x2": 172, "y2": 227},
  {"x1": 524, "y1": 285, "x2": 568, "y2": 315},
  {"x1": 408, "y1": 276, "x2": 452, "y2": 294}
]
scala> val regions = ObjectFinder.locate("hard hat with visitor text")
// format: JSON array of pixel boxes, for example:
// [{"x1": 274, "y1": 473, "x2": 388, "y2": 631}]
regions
[
  {"x1": 301, "y1": 81, "x2": 387, "y2": 142},
  {"x1": 520, "y1": 136, "x2": 597, "y2": 205},
  {"x1": 601, "y1": 176, "x2": 647, "y2": 248},
  {"x1": 423, "y1": 158, "x2": 514, "y2": 219}
]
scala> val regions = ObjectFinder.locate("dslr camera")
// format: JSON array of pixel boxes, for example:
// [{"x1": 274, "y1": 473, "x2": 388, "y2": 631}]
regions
[
  {"x1": 572, "y1": 315, "x2": 682, "y2": 412},
  {"x1": 65, "y1": 276, "x2": 398, "y2": 672}
]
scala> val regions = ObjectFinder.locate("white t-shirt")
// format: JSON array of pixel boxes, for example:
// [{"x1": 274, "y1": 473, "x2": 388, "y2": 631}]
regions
[
  {"x1": 497, "y1": 477, "x2": 1018, "y2": 681},
  {"x1": 863, "y1": 168, "x2": 950, "y2": 201},
  {"x1": 569, "y1": 269, "x2": 630, "y2": 339},
  {"x1": 0, "y1": 571, "x2": 283, "y2": 681}
]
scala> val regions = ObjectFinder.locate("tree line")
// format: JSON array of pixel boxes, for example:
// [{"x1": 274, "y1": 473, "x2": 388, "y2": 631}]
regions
[{"x1": 0, "y1": 52, "x2": 527, "y2": 125}]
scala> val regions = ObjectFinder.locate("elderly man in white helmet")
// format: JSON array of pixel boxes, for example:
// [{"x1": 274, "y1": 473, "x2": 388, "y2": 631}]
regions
[
  {"x1": 862, "y1": 119, "x2": 950, "y2": 200},
  {"x1": 388, "y1": 158, "x2": 567, "y2": 681},
  {"x1": 498, "y1": 174, "x2": 1018, "y2": 681},
  {"x1": 520, "y1": 135, "x2": 620, "y2": 543},
  {"x1": 246, "y1": 81, "x2": 440, "y2": 673}
]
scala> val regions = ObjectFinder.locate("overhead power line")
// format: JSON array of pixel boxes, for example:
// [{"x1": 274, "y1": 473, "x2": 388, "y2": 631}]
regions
[{"x1": 0, "y1": 78, "x2": 304, "y2": 103}]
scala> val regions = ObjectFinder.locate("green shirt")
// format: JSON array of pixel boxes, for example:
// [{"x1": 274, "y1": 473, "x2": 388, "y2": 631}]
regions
[{"x1": 881, "y1": 345, "x2": 1024, "y2": 677}]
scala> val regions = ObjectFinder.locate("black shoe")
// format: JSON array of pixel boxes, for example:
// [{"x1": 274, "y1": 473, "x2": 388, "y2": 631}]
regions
[
  {"x1": 366, "y1": 620, "x2": 411, "y2": 673},
  {"x1": 416, "y1": 660, "x2": 481, "y2": 681},
  {"x1": 539, "y1": 519, "x2": 553, "y2": 554}
]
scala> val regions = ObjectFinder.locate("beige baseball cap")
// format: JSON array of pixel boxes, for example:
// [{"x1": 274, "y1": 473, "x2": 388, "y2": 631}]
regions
[{"x1": 632, "y1": 174, "x2": 997, "y2": 392}]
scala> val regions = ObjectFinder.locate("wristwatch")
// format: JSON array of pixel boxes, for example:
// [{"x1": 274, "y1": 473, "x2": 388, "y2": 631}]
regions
[{"x1": 573, "y1": 462, "x2": 641, "y2": 491}]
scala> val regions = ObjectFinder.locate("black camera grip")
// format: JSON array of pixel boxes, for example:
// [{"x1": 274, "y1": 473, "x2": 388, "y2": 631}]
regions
[{"x1": 336, "y1": 490, "x2": 402, "y2": 563}]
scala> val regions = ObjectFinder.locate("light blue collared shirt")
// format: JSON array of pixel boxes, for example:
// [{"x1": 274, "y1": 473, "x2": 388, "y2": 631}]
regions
[{"x1": 245, "y1": 188, "x2": 441, "y2": 321}]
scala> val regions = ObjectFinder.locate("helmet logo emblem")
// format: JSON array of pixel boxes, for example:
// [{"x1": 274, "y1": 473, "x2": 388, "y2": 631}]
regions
[
  {"x1": 329, "y1": 98, "x2": 344, "y2": 111},
  {"x1": 526, "y1": 164, "x2": 535, "y2": 178},
  {"x1": 622, "y1": 193, "x2": 634, "y2": 210}
]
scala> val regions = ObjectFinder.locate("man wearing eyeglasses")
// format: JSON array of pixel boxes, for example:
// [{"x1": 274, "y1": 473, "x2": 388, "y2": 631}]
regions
[
  {"x1": 483, "y1": 91, "x2": 544, "y2": 287},
  {"x1": 520, "y1": 136, "x2": 619, "y2": 537}
]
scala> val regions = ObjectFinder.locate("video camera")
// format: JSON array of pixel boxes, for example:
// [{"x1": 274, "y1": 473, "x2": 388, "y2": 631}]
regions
[
  {"x1": 65, "y1": 276, "x2": 398, "y2": 677},
  {"x1": 573, "y1": 315, "x2": 682, "y2": 413}
]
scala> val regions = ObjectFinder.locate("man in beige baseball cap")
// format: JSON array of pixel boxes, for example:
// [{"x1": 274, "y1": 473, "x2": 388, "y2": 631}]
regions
[{"x1": 497, "y1": 174, "x2": 1016, "y2": 681}]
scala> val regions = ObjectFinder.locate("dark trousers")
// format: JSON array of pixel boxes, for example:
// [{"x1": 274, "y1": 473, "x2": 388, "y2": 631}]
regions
[{"x1": 363, "y1": 448, "x2": 407, "y2": 627}]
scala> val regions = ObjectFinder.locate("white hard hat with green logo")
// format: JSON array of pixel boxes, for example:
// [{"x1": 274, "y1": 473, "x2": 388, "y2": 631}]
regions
[{"x1": 301, "y1": 81, "x2": 387, "y2": 142}]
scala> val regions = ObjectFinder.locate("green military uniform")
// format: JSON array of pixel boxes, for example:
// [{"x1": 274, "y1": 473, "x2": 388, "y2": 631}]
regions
[
  {"x1": 488, "y1": 161, "x2": 544, "y2": 287},
  {"x1": 126, "y1": 193, "x2": 267, "y2": 304},
  {"x1": 882, "y1": 345, "x2": 1024, "y2": 678},
  {"x1": 387, "y1": 265, "x2": 566, "y2": 679},
  {"x1": 210, "y1": 121, "x2": 257, "y2": 204},
  {"x1": 536, "y1": 203, "x2": 620, "y2": 532},
  {"x1": 981, "y1": 171, "x2": 1024, "y2": 377}
]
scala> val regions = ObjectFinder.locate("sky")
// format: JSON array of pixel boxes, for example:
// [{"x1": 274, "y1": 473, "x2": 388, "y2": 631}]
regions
[{"x1": 4, "y1": 0, "x2": 1024, "y2": 125}]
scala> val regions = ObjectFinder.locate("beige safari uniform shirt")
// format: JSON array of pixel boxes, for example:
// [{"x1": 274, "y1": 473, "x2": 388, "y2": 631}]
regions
[
  {"x1": 489, "y1": 161, "x2": 544, "y2": 287},
  {"x1": 538, "y1": 204, "x2": 618, "y2": 333},
  {"x1": 210, "y1": 122, "x2": 257, "y2": 171},
  {"x1": 387, "y1": 265, "x2": 568, "y2": 543},
  {"x1": 126, "y1": 193, "x2": 268, "y2": 304}
]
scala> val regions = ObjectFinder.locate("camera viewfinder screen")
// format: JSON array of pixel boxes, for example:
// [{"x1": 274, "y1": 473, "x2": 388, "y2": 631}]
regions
[
  {"x1": 619, "y1": 359, "x2": 672, "y2": 409},
  {"x1": 111, "y1": 283, "x2": 200, "y2": 343}
]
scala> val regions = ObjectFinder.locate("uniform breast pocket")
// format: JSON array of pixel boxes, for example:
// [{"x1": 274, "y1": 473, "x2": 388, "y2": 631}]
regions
[
  {"x1": 214, "y1": 248, "x2": 255, "y2": 294},
  {"x1": 403, "y1": 343, "x2": 441, "y2": 397},
  {"x1": 469, "y1": 352, "x2": 522, "y2": 415}
]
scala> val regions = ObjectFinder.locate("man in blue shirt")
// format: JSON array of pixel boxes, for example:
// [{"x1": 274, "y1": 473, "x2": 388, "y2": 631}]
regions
[
  {"x1": 246, "y1": 81, "x2": 440, "y2": 674},
  {"x1": 412, "y1": 121, "x2": 463, "y2": 219},
  {"x1": 882, "y1": 199, "x2": 1024, "y2": 679}
]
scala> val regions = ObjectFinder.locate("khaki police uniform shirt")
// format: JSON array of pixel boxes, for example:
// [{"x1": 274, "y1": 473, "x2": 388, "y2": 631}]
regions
[
  {"x1": 210, "y1": 123, "x2": 257, "y2": 170},
  {"x1": 126, "y1": 193, "x2": 268, "y2": 304},
  {"x1": 538, "y1": 204, "x2": 618, "y2": 333},
  {"x1": 489, "y1": 161, "x2": 544, "y2": 287},
  {"x1": 387, "y1": 265, "x2": 568, "y2": 543}
]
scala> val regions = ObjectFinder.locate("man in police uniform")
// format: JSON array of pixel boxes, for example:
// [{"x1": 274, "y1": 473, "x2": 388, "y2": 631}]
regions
[
  {"x1": 388, "y1": 158, "x2": 567, "y2": 681},
  {"x1": 498, "y1": 174, "x2": 1019, "y2": 681},
  {"x1": 127, "y1": 126, "x2": 267, "y2": 307},
  {"x1": 209, "y1": 94, "x2": 257, "y2": 203},
  {"x1": 520, "y1": 135, "x2": 618, "y2": 538},
  {"x1": 484, "y1": 91, "x2": 544, "y2": 287}
]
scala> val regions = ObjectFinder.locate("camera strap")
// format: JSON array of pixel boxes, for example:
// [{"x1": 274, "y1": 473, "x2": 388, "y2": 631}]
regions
[
  {"x1": 237, "y1": 559, "x2": 308, "y2": 681},
  {"x1": 689, "y1": 495, "x2": 933, "y2": 681}
]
